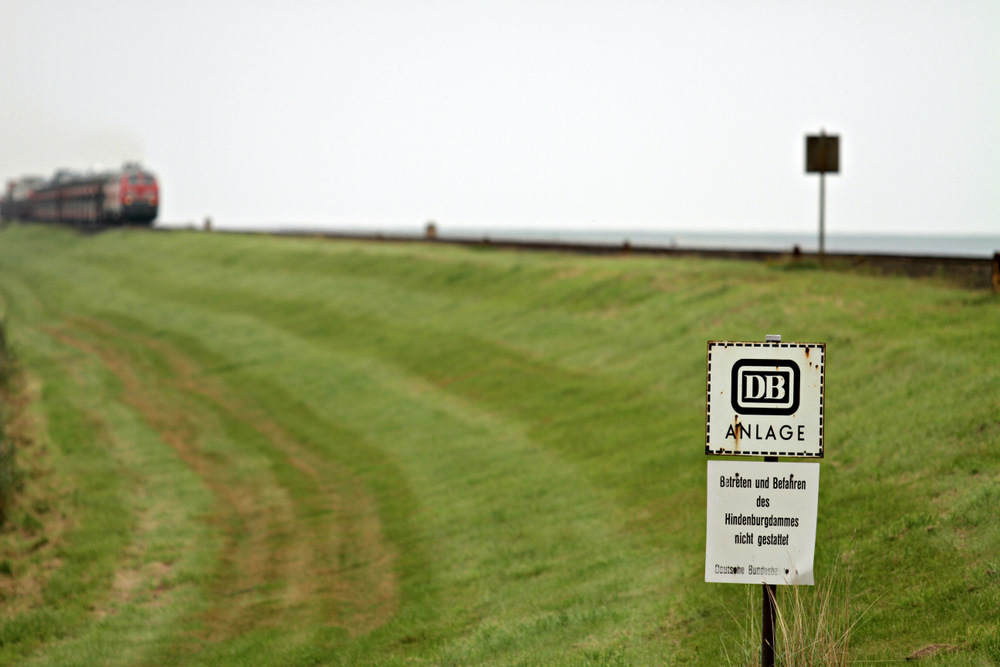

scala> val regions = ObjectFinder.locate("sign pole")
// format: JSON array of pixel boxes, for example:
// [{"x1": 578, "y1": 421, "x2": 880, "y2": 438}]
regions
[
  {"x1": 762, "y1": 552, "x2": 778, "y2": 667},
  {"x1": 762, "y1": 453, "x2": 780, "y2": 667},
  {"x1": 760, "y1": 334, "x2": 781, "y2": 667},
  {"x1": 819, "y1": 168, "x2": 826, "y2": 257}
]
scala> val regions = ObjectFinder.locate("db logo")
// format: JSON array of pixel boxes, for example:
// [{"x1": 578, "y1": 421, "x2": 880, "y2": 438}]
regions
[{"x1": 731, "y1": 360, "x2": 800, "y2": 415}]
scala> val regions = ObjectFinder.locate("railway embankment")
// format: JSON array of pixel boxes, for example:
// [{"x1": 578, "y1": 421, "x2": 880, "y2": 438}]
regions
[
  {"x1": 196, "y1": 226, "x2": 1000, "y2": 291},
  {"x1": 0, "y1": 224, "x2": 998, "y2": 664}
]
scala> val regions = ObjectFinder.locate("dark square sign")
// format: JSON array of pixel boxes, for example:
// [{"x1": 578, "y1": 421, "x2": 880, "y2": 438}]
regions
[{"x1": 805, "y1": 134, "x2": 839, "y2": 174}]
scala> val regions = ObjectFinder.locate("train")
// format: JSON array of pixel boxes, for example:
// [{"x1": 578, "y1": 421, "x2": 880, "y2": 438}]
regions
[{"x1": 1, "y1": 162, "x2": 159, "y2": 226}]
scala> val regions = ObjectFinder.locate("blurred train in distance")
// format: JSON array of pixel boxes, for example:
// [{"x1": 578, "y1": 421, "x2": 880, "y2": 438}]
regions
[{"x1": 1, "y1": 162, "x2": 159, "y2": 226}]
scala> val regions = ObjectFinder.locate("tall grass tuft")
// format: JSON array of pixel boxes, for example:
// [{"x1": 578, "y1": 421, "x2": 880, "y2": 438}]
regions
[
  {"x1": 0, "y1": 316, "x2": 22, "y2": 526},
  {"x1": 0, "y1": 316, "x2": 11, "y2": 387},
  {"x1": 725, "y1": 539, "x2": 869, "y2": 667}
]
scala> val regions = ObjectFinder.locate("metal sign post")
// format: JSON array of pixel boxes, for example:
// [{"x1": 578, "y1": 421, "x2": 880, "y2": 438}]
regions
[
  {"x1": 819, "y1": 169, "x2": 826, "y2": 255},
  {"x1": 762, "y1": 333, "x2": 780, "y2": 667},
  {"x1": 762, "y1": 546, "x2": 778, "y2": 667},
  {"x1": 805, "y1": 130, "x2": 840, "y2": 256}
]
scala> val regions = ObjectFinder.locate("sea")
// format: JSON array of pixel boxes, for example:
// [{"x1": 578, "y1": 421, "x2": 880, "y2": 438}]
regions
[
  {"x1": 210, "y1": 222, "x2": 1000, "y2": 259},
  {"x1": 433, "y1": 228, "x2": 1000, "y2": 258}
]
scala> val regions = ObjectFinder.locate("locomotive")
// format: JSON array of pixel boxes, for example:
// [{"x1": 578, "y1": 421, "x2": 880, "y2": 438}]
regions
[{"x1": 1, "y1": 162, "x2": 159, "y2": 226}]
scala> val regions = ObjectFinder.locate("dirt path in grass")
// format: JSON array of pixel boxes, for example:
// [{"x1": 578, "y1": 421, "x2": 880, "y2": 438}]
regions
[{"x1": 48, "y1": 317, "x2": 398, "y2": 642}]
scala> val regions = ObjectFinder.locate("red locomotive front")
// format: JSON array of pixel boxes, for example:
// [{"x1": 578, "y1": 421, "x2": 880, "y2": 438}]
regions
[{"x1": 107, "y1": 163, "x2": 159, "y2": 224}]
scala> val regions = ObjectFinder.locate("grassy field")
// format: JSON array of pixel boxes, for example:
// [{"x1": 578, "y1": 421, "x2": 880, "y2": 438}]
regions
[{"x1": 0, "y1": 224, "x2": 996, "y2": 665}]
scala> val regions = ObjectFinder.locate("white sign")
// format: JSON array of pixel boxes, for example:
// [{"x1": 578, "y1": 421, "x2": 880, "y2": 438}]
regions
[
  {"x1": 706, "y1": 341, "x2": 825, "y2": 458},
  {"x1": 705, "y1": 460, "x2": 820, "y2": 585}
]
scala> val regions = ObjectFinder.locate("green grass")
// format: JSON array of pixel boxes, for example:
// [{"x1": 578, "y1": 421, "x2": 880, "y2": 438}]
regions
[{"x1": 0, "y1": 224, "x2": 996, "y2": 665}]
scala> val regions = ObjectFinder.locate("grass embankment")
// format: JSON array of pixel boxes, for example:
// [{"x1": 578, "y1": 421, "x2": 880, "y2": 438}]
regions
[{"x1": 0, "y1": 224, "x2": 996, "y2": 665}]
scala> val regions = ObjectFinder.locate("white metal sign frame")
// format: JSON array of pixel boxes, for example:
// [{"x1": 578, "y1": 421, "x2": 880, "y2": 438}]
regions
[{"x1": 706, "y1": 341, "x2": 825, "y2": 458}]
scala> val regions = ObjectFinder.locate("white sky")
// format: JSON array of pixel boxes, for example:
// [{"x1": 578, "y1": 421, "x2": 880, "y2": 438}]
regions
[{"x1": 2, "y1": 1, "x2": 998, "y2": 234}]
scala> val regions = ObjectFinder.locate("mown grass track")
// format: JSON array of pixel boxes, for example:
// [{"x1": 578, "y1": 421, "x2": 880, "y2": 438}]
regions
[
  {"x1": 0, "y1": 224, "x2": 997, "y2": 665},
  {"x1": 49, "y1": 316, "x2": 397, "y2": 639}
]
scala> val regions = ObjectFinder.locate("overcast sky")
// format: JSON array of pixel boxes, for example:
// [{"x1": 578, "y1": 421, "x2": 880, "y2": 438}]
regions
[{"x1": 2, "y1": 1, "x2": 997, "y2": 235}]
